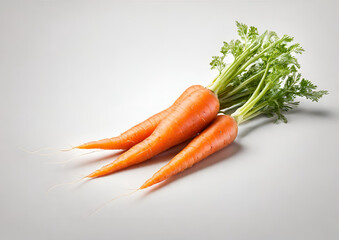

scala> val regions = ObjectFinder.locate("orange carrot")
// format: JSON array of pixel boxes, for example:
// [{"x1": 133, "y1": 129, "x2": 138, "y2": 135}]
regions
[
  {"x1": 87, "y1": 87, "x2": 220, "y2": 178},
  {"x1": 139, "y1": 115, "x2": 238, "y2": 189},
  {"x1": 76, "y1": 85, "x2": 204, "y2": 150}
]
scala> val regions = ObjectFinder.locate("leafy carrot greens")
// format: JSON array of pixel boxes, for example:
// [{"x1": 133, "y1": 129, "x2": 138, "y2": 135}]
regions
[{"x1": 207, "y1": 21, "x2": 327, "y2": 123}]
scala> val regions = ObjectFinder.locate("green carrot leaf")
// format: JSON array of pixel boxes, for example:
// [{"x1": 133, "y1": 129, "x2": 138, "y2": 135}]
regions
[{"x1": 236, "y1": 21, "x2": 248, "y2": 41}]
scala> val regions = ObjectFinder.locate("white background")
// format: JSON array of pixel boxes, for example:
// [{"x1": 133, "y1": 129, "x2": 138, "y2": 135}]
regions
[{"x1": 0, "y1": 0, "x2": 338, "y2": 239}]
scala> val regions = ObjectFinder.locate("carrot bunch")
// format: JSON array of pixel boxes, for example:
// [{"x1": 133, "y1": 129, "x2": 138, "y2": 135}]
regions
[{"x1": 74, "y1": 22, "x2": 327, "y2": 190}]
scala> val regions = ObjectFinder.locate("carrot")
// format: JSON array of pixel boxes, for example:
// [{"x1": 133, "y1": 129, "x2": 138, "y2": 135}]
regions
[
  {"x1": 139, "y1": 115, "x2": 238, "y2": 189},
  {"x1": 76, "y1": 85, "x2": 203, "y2": 150},
  {"x1": 87, "y1": 87, "x2": 220, "y2": 178},
  {"x1": 74, "y1": 22, "x2": 328, "y2": 192}
]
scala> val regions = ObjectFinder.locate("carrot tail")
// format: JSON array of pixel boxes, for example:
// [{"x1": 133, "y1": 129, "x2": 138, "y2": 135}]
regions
[
  {"x1": 139, "y1": 115, "x2": 238, "y2": 189},
  {"x1": 87, "y1": 87, "x2": 220, "y2": 178},
  {"x1": 76, "y1": 85, "x2": 204, "y2": 150},
  {"x1": 75, "y1": 109, "x2": 169, "y2": 150}
]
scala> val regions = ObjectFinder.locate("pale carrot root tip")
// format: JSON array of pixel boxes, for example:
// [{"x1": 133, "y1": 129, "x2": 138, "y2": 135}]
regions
[
  {"x1": 46, "y1": 176, "x2": 87, "y2": 195},
  {"x1": 59, "y1": 147, "x2": 75, "y2": 152},
  {"x1": 59, "y1": 144, "x2": 76, "y2": 151},
  {"x1": 90, "y1": 189, "x2": 140, "y2": 216},
  {"x1": 46, "y1": 150, "x2": 103, "y2": 166},
  {"x1": 21, "y1": 146, "x2": 67, "y2": 156}
]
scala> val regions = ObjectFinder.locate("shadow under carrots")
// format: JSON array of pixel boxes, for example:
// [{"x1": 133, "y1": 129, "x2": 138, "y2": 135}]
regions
[
  {"x1": 237, "y1": 118, "x2": 272, "y2": 139},
  {"x1": 140, "y1": 142, "x2": 241, "y2": 196},
  {"x1": 287, "y1": 107, "x2": 333, "y2": 118},
  {"x1": 237, "y1": 106, "x2": 333, "y2": 139}
]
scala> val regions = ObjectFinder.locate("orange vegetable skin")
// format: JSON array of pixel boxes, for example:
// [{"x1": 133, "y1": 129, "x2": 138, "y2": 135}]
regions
[
  {"x1": 76, "y1": 85, "x2": 204, "y2": 150},
  {"x1": 140, "y1": 115, "x2": 238, "y2": 189},
  {"x1": 87, "y1": 87, "x2": 220, "y2": 178}
]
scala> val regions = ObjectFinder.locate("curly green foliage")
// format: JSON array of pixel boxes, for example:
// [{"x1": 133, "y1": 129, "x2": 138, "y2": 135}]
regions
[
  {"x1": 208, "y1": 22, "x2": 303, "y2": 97},
  {"x1": 262, "y1": 73, "x2": 328, "y2": 123},
  {"x1": 209, "y1": 22, "x2": 327, "y2": 122},
  {"x1": 209, "y1": 22, "x2": 259, "y2": 74}
]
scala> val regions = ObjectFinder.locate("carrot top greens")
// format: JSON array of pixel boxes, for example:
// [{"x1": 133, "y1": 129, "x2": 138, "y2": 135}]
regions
[
  {"x1": 208, "y1": 22, "x2": 327, "y2": 123},
  {"x1": 231, "y1": 70, "x2": 328, "y2": 124}
]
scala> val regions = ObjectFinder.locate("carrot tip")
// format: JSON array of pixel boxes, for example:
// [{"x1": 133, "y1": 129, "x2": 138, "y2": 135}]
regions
[
  {"x1": 46, "y1": 176, "x2": 86, "y2": 194},
  {"x1": 59, "y1": 146, "x2": 75, "y2": 151},
  {"x1": 90, "y1": 189, "x2": 140, "y2": 215},
  {"x1": 86, "y1": 172, "x2": 97, "y2": 178},
  {"x1": 21, "y1": 146, "x2": 64, "y2": 156},
  {"x1": 73, "y1": 145, "x2": 86, "y2": 149},
  {"x1": 139, "y1": 184, "x2": 148, "y2": 190}
]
